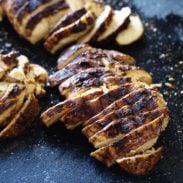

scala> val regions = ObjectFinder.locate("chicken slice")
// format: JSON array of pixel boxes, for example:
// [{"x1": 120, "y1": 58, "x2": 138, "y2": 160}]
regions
[
  {"x1": 0, "y1": 94, "x2": 40, "y2": 140},
  {"x1": 89, "y1": 108, "x2": 169, "y2": 148},
  {"x1": 25, "y1": 1, "x2": 70, "y2": 44},
  {"x1": 84, "y1": 87, "x2": 167, "y2": 127},
  {"x1": 57, "y1": 44, "x2": 92, "y2": 69},
  {"x1": 41, "y1": 83, "x2": 136, "y2": 127},
  {"x1": 117, "y1": 147, "x2": 162, "y2": 175},
  {"x1": 57, "y1": 44, "x2": 135, "y2": 70},
  {"x1": 78, "y1": 5, "x2": 113, "y2": 43},
  {"x1": 44, "y1": 10, "x2": 96, "y2": 53},
  {"x1": 83, "y1": 91, "x2": 167, "y2": 139},
  {"x1": 0, "y1": 84, "x2": 26, "y2": 127},
  {"x1": 60, "y1": 83, "x2": 143, "y2": 129},
  {"x1": 49, "y1": 58, "x2": 137, "y2": 87},
  {"x1": 0, "y1": 51, "x2": 18, "y2": 79},
  {"x1": 90, "y1": 114, "x2": 165, "y2": 167},
  {"x1": 48, "y1": 7, "x2": 87, "y2": 37},
  {"x1": 97, "y1": 7, "x2": 131, "y2": 41},
  {"x1": 58, "y1": 66, "x2": 151, "y2": 98},
  {"x1": 116, "y1": 15, "x2": 144, "y2": 45},
  {"x1": 4, "y1": 0, "x2": 70, "y2": 44}
]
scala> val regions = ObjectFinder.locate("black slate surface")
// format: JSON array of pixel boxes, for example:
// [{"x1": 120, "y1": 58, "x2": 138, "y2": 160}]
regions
[{"x1": 0, "y1": 0, "x2": 183, "y2": 182}]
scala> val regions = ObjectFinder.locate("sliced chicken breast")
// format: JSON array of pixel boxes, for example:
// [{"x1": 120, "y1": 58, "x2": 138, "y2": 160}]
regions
[
  {"x1": 90, "y1": 114, "x2": 165, "y2": 167},
  {"x1": 0, "y1": 84, "x2": 26, "y2": 127},
  {"x1": 4, "y1": 0, "x2": 70, "y2": 44},
  {"x1": 116, "y1": 15, "x2": 144, "y2": 45},
  {"x1": 0, "y1": 94, "x2": 40, "y2": 140},
  {"x1": 84, "y1": 87, "x2": 167, "y2": 127},
  {"x1": 41, "y1": 83, "x2": 136, "y2": 127},
  {"x1": 78, "y1": 5, "x2": 113, "y2": 43},
  {"x1": 117, "y1": 147, "x2": 162, "y2": 175},
  {"x1": 97, "y1": 7, "x2": 131, "y2": 41},
  {"x1": 44, "y1": 10, "x2": 96, "y2": 53},
  {"x1": 57, "y1": 44, "x2": 135, "y2": 70},
  {"x1": 89, "y1": 108, "x2": 169, "y2": 148}
]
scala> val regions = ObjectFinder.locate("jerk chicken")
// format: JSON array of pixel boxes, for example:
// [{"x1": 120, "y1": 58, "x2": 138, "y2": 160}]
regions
[
  {"x1": 0, "y1": 52, "x2": 48, "y2": 140},
  {"x1": 41, "y1": 44, "x2": 169, "y2": 175},
  {"x1": 1, "y1": 0, "x2": 144, "y2": 53}
]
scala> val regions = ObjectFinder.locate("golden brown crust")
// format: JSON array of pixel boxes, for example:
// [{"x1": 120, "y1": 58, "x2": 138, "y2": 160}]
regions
[
  {"x1": 44, "y1": 10, "x2": 96, "y2": 53},
  {"x1": 25, "y1": 1, "x2": 69, "y2": 33},
  {"x1": 49, "y1": 7, "x2": 87, "y2": 36},
  {"x1": 89, "y1": 108, "x2": 168, "y2": 148},
  {"x1": 0, "y1": 94, "x2": 40, "y2": 140},
  {"x1": 0, "y1": 52, "x2": 47, "y2": 140},
  {"x1": 117, "y1": 147, "x2": 163, "y2": 175},
  {"x1": 61, "y1": 83, "x2": 137, "y2": 129},
  {"x1": 90, "y1": 114, "x2": 165, "y2": 167}
]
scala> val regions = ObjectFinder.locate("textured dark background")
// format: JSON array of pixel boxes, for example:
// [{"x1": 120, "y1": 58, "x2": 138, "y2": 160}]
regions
[{"x1": 0, "y1": 0, "x2": 183, "y2": 182}]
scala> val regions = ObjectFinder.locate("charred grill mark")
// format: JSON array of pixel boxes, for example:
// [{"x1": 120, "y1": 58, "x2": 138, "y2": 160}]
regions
[
  {"x1": 93, "y1": 9, "x2": 113, "y2": 40},
  {"x1": 45, "y1": 12, "x2": 95, "y2": 48},
  {"x1": 92, "y1": 108, "x2": 168, "y2": 140},
  {"x1": 16, "y1": 0, "x2": 51, "y2": 22},
  {"x1": 0, "y1": 100, "x2": 16, "y2": 114},
  {"x1": 59, "y1": 68, "x2": 113, "y2": 90},
  {"x1": 62, "y1": 84, "x2": 136, "y2": 127},
  {"x1": 49, "y1": 8, "x2": 87, "y2": 36},
  {"x1": 26, "y1": 1, "x2": 69, "y2": 32},
  {"x1": 85, "y1": 88, "x2": 151, "y2": 126},
  {"x1": 91, "y1": 115, "x2": 164, "y2": 166},
  {"x1": 83, "y1": 92, "x2": 164, "y2": 139},
  {"x1": 0, "y1": 52, "x2": 18, "y2": 67}
]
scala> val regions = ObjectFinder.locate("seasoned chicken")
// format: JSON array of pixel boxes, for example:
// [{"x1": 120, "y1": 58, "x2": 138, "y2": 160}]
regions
[
  {"x1": 49, "y1": 57, "x2": 138, "y2": 87},
  {"x1": 41, "y1": 83, "x2": 137, "y2": 127},
  {"x1": 78, "y1": 5, "x2": 113, "y2": 43},
  {"x1": 89, "y1": 108, "x2": 169, "y2": 148},
  {"x1": 57, "y1": 44, "x2": 135, "y2": 70},
  {"x1": 41, "y1": 45, "x2": 169, "y2": 175},
  {"x1": 45, "y1": 9, "x2": 96, "y2": 53},
  {"x1": 0, "y1": 94, "x2": 40, "y2": 140},
  {"x1": 90, "y1": 114, "x2": 167, "y2": 167},
  {"x1": 97, "y1": 7, "x2": 131, "y2": 41},
  {"x1": 116, "y1": 15, "x2": 144, "y2": 45},
  {"x1": 0, "y1": 52, "x2": 47, "y2": 140},
  {"x1": 117, "y1": 147, "x2": 162, "y2": 175},
  {"x1": 4, "y1": 0, "x2": 70, "y2": 44},
  {"x1": 58, "y1": 67, "x2": 151, "y2": 98}
]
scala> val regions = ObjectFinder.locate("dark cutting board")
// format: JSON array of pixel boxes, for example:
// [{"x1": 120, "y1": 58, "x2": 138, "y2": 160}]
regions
[{"x1": 0, "y1": 0, "x2": 183, "y2": 182}]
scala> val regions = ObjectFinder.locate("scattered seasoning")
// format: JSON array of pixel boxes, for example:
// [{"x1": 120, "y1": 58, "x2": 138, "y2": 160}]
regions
[{"x1": 165, "y1": 82, "x2": 174, "y2": 88}]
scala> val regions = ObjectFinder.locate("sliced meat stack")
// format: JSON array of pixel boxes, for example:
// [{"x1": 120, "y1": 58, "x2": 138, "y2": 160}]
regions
[
  {"x1": 41, "y1": 44, "x2": 169, "y2": 175},
  {"x1": 1, "y1": 0, "x2": 144, "y2": 53},
  {"x1": 0, "y1": 51, "x2": 48, "y2": 140}
]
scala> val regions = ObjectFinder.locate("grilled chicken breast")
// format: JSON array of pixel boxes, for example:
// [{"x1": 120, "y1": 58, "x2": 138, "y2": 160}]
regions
[
  {"x1": 41, "y1": 45, "x2": 169, "y2": 175},
  {"x1": 44, "y1": 10, "x2": 96, "y2": 53},
  {"x1": 89, "y1": 108, "x2": 168, "y2": 148},
  {"x1": 116, "y1": 15, "x2": 144, "y2": 45},
  {"x1": 78, "y1": 5, "x2": 113, "y2": 43},
  {"x1": 0, "y1": 52, "x2": 47, "y2": 140},
  {"x1": 4, "y1": 0, "x2": 70, "y2": 44},
  {"x1": 97, "y1": 7, "x2": 131, "y2": 41},
  {"x1": 117, "y1": 147, "x2": 163, "y2": 175},
  {"x1": 57, "y1": 44, "x2": 135, "y2": 70},
  {"x1": 0, "y1": 94, "x2": 40, "y2": 140},
  {"x1": 90, "y1": 114, "x2": 166, "y2": 167}
]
